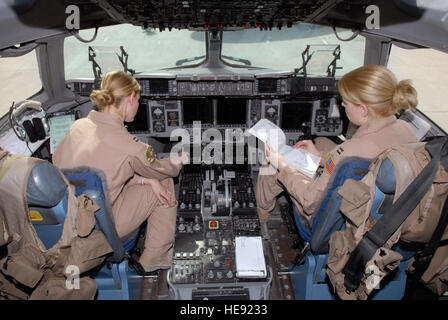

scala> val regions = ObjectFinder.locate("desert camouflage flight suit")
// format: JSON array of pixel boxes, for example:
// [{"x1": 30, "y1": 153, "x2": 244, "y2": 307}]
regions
[
  {"x1": 256, "y1": 115, "x2": 418, "y2": 230},
  {"x1": 53, "y1": 110, "x2": 182, "y2": 268}
]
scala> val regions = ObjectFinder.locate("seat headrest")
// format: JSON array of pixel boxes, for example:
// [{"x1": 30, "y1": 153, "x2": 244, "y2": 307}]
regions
[
  {"x1": 375, "y1": 158, "x2": 396, "y2": 194},
  {"x1": 27, "y1": 162, "x2": 67, "y2": 207}
]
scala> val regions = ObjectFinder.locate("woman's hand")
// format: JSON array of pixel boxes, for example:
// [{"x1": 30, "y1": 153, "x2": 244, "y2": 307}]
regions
[
  {"x1": 171, "y1": 151, "x2": 190, "y2": 166},
  {"x1": 293, "y1": 140, "x2": 321, "y2": 157},
  {"x1": 146, "y1": 178, "x2": 174, "y2": 206},
  {"x1": 178, "y1": 152, "x2": 190, "y2": 165},
  {"x1": 265, "y1": 143, "x2": 286, "y2": 170}
]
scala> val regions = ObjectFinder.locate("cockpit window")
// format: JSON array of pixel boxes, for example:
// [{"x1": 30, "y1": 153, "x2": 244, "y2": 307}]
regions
[
  {"x1": 0, "y1": 50, "x2": 42, "y2": 118},
  {"x1": 389, "y1": 44, "x2": 448, "y2": 132},
  {"x1": 221, "y1": 23, "x2": 365, "y2": 76},
  {"x1": 64, "y1": 23, "x2": 365, "y2": 80},
  {"x1": 64, "y1": 24, "x2": 205, "y2": 79}
]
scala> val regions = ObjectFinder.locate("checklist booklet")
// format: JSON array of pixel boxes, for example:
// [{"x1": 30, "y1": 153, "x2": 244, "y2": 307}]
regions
[
  {"x1": 235, "y1": 236, "x2": 267, "y2": 278},
  {"x1": 246, "y1": 119, "x2": 321, "y2": 178}
]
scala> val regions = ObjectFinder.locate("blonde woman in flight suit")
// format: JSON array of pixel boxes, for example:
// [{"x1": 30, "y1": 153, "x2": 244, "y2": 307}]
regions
[
  {"x1": 53, "y1": 70, "x2": 188, "y2": 272},
  {"x1": 256, "y1": 65, "x2": 419, "y2": 231}
]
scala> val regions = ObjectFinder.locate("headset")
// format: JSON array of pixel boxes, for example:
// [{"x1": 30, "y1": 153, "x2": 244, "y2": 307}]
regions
[{"x1": 9, "y1": 100, "x2": 50, "y2": 143}]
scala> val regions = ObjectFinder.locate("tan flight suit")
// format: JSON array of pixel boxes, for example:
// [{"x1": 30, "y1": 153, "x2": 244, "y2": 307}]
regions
[
  {"x1": 53, "y1": 110, "x2": 182, "y2": 268},
  {"x1": 256, "y1": 115, "x2": 418, "y2": 230}
]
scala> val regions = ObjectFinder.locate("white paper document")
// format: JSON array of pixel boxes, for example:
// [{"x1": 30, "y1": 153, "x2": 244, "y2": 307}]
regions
[
  {"x1": 235, "y1": 236, "x2": 267, "y2": 278},
  {"x1": 246, "y1": 119, "x2": 321, "y2": 178}
]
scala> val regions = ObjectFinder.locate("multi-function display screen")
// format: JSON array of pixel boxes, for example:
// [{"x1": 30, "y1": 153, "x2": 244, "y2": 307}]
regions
[
  {"x1": 217, "y1": 98, "x2": 247, "y2": 125},
  {"x1": 149, "y1": 79, "x2": 169, "y2": 94},
  {"x1": 125, "y1": 101, "x2": 149, "y2": 132},
  {"x1": 281, "y1": 101, "x2": 313, "y2": 130},
  {"x1": 183, "y1": 98, "x2": 213, "y2": 124},
  {"x1": 257, "y1": 79, "x2": 277, "y2": 93}
]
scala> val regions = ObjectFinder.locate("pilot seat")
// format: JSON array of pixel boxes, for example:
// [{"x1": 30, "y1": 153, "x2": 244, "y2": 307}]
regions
[
  {"x1": 28, "y1": 162, "x2": 145, "y2": 300},
  {"x1": 289, "y1": 156, "x2": 413, "y2": 300}
]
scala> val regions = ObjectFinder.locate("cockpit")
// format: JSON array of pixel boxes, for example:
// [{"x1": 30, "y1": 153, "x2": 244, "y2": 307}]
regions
[{"x1": 0, "y1": 0, "x2": 447, "y2": 303}]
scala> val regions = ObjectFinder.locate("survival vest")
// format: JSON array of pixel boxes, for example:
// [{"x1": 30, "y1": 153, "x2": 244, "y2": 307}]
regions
[
  {"x1": 0, "y1": 150, "x2": 113, "y2": 300},
  {"x1": 326, "y1": 136, "x2": 448, "y2": 300}
]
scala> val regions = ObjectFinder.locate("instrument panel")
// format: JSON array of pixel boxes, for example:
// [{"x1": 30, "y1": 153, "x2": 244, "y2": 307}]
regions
[
  {"x1": 137, "y1": 76, "x2": 296, "y2": 97},
  {"x1": 168, "y1": 164, "x2": 270, "y2": 300},
  {"x1": 124, "y1": 97, "x2": 343, "y2": 139},
  {"x1": 67, "y1": 74, "x2": 344, "y2": 143}
]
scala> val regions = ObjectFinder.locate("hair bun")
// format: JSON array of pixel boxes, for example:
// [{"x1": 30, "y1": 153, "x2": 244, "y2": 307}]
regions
[
  {"x1": 392, "y1": 79, "x2": 418, "y2": 111},
  {"x1": 90, "y1": 89, "x2": 115, "y2": 110},
  {"x1": 89, "y1": 70, "x2": 141, "y2": 111}
]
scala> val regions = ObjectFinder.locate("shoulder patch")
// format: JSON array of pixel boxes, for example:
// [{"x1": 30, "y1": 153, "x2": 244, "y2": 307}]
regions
[
  {"x1": 324, "y1": 154, "x2": 336, "y2": 175},
  {"x1": 145, "y1": 145, "x2": 157, "y2": 164}
]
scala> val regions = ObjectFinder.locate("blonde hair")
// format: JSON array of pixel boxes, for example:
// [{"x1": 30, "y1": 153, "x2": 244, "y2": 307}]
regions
[
  {"x1": 338, "y1": 64, "x2": 418, "y2": 117},
  {"x1": 90, "y1": 70, "x2": 141, "y2": 110}
]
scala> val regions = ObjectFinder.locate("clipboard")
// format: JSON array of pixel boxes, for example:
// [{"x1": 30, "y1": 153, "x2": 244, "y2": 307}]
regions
[{"x1": 235, "y1": 236, "x2": 267, "y2": 278}]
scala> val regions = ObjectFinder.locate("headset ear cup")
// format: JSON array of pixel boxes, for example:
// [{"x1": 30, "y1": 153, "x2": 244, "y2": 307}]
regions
[
  {"x1": 22, "y1": 120, "x2": 38, "y2": 143},
  {"x1": 15, "y1": 125, "x2": 28, "y2": 142},
  {"x1": 32, "y1": 117, "x2": 46, "y2": 140}
]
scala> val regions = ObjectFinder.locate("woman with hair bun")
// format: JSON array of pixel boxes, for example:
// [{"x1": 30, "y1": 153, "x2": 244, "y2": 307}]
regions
[
  {"x1": 256, "y1": 64, "x2": 419, "y2": 232},
  {"x1": 53, "y1": 70, "x2": 188, "y2": 273}
]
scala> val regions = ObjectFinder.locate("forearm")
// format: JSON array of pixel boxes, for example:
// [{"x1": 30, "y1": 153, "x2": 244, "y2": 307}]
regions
[
  {"x1": 131, "y1": 157, "x2": 182, "y2": 181},
  {"x1": 276, "y1": 165, "x2": 323, "y2": 216},
  {"x1": 128, "y1": 175, "x2": 160, "y2": 187}
]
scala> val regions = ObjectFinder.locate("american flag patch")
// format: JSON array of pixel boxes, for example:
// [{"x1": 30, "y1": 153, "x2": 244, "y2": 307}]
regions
[{"x1": 324, "y1": 154, "x2": 336, "y2": 175}]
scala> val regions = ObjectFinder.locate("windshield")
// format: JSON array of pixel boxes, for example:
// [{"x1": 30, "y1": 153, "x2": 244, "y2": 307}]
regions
[
  {"x1": 0, "y1": 50, "x2": 42, "y2": 118},
  {"x1": 64, "y1": 24, "x2": 205, "y2": 79},
  {"x1": 65, "y1": 23, "x2": 365, "y2": 79},
  {"x1": 221, "y1": 24, "x2": 365, "y2": 76}
]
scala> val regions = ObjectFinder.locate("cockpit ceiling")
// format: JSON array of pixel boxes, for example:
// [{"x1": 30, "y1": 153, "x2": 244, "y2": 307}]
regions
[
  {"x1": 85, "y1": 0, "x2": 448, "y2": 53},
  {"x1": 0, "y1": 0, "x2": 447, "y2": 52},
  {"x1": 90, "y1": 0, "x2": 422, "y2": 31},
  {"x1": 92, "y1": 0, "x2": 335, "y2": 30}
]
